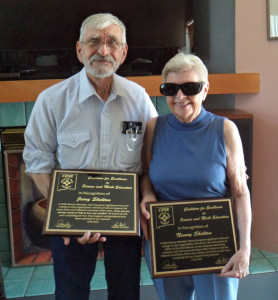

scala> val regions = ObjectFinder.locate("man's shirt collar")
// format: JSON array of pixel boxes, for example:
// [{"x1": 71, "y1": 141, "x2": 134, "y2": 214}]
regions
[{"x1": 79, "y1": 68, "x2": 131, "y2": 104}]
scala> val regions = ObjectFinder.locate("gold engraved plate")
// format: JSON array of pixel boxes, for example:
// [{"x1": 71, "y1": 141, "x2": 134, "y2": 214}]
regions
[
  {"x1": 43, "y1": 169, "x2": 139, "y2": 236},
  {"x1": 147, "y1": 198, "x2": 238, "y2": 278}
]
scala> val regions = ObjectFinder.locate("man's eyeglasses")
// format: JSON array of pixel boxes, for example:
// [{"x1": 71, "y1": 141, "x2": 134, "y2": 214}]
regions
[
  {"x1": 80, "y1": 38, "x2": 124, "y2": 51},
  {"x1": 160, "y1": 82, "x2": 205, "y2": 96}
]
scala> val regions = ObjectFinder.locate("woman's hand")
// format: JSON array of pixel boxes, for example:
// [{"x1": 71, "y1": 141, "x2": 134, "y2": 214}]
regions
[
  {"x1": 220, "y1": 248, "x2": 250, "y2": 278},
  {"x1": 62, "y1": 231, "x2": 106, "y2": 245},
  {"x1": 140, "y1": 195, "x2": 157, "y2": 241}
]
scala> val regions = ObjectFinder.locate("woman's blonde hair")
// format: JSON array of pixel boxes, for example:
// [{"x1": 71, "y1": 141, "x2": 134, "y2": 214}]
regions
[{"x1": 162, "y1": 53, "x2": 208, "y2": 82}]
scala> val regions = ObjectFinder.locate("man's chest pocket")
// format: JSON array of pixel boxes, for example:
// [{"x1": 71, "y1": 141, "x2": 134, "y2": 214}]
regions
[
  {"x1": 118, "y1": 134, "x2": 143, "y2": 169},
  {"x1": 57, "y1": 131, "x2": 90, "y2": 168}
]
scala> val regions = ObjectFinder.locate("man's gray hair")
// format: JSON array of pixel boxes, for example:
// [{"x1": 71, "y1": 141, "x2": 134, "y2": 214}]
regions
[
  {"x1": 162, "y1": 53, "x2": 208, "y2": 82},
  {"x1": 79, "y1": 13, "x2": 127, "y2": 44}
]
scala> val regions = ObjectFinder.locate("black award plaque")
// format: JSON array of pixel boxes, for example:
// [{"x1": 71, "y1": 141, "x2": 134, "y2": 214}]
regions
[
  {"x1": 43, "y1": 170, "x2": 139, "y2": 236},
  {"x1": 147, "y1": 198, "x2": 238, "y2": 278}
]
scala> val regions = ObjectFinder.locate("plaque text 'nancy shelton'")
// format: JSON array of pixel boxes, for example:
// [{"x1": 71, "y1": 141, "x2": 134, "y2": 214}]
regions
[{"x1": 148, "y1": 198, "x2": 238, "y2": 278}]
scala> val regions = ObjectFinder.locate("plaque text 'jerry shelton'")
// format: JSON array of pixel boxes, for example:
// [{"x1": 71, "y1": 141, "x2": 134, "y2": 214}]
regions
[{"x1": 43, "y1": 170, "x2": 139, "y2": 236}]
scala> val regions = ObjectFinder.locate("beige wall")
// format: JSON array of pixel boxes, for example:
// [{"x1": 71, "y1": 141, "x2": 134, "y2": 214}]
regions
[{"x1": 236, "y1": 0, "x2": 278, "y2": 252}]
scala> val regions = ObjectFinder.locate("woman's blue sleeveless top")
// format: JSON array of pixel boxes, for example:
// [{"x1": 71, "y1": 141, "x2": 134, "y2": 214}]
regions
[{"x1": 149, "y1": 107, "x2": 229, "y2": 201}]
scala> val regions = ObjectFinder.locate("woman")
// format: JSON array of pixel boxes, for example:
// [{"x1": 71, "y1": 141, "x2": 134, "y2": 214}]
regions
[{"x1": 140, "y1": 53, "x2": 251, "y2": 300}]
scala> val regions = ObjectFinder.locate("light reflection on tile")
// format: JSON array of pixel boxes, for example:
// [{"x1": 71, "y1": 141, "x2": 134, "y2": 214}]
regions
[
  {"x1": 4, "y1": 281, "x2": 29, "y2": 298},
  {"x1": 267, "y1": 257, "x2": 278, "y2": 271},
  {"x1": 32, "y1": 265, "x2": 54, "y2": 280},
  {"x1": 95, "y1": 259, "x2": 105, "y2": 275},
  {"x1": 261, "y1": 249, "x2": 278, "y2": 258},
  {"x1": 140, "y1": 269, "x2": 154, "y2": 286},
  {"x1": 4, "y1": 266, "x2": 34, "y2": 282},
  {"x1": 251, "y1": 247, "x2": 264, "y2": 259},
  {"x1": 249, "y1": 258, "x2": 275, "y2": 274},
  {"x1": 90, "y1": 273, "x2": 107, "y2": 290},
  {"x1": 141, "y1": 256, "x2": 149, "y2": 271},
  {"x1": 1, "y1": 266, "x2": 9, "y2": 278},
  {"x1": 25, "y1": 278, "x2": 55, "y2": 296}
]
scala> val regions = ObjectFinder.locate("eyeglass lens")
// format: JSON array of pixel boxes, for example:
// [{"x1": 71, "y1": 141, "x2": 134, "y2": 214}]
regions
[
  {"x1": 82, "y1": 38, "x2": 121, "y2": 51},
  {"x1": 160, "y1": 82, "x2": 205, "y2": 96}
]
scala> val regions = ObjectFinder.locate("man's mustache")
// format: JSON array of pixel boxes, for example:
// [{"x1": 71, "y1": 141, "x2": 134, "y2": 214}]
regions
[{"x1": 89, "y1": 54, "x2": 114, "y2": 63}]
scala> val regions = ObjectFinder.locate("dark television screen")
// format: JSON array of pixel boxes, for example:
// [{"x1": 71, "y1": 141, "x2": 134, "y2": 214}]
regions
[{"x1": 0, "y1": 0, "x2": 186, "y2": 51}]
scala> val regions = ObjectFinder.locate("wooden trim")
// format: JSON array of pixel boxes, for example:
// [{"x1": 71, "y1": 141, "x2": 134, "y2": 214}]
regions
[
  {"x1": 128, "y1": 73, "x2": 260, "y2": 96},
  {"x1": 210, "y1": 109, "x2": 253, "y2": 119},
  {"x1": 207, "y1": 73, "x2": 260, "y2": 95},
  {"x1": 128, "y1": 75, "x2": 162, "y2": 97},
  {"x1": 0, "y1": 73, "x2": 260, "y2": 103},
  {"x1": 0, "y1": 79, "x2": 63, "y2": 103}
]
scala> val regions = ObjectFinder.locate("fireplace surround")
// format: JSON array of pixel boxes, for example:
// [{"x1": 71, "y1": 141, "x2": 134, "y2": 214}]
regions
[{"x1": 1, "y1": 128, "x2": 52, "y2": 267}]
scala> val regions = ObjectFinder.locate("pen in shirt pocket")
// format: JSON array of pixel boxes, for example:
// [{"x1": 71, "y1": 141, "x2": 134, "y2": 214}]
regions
[{"x1": 122, "y1": 121, "x2": 142, "y2": 142}]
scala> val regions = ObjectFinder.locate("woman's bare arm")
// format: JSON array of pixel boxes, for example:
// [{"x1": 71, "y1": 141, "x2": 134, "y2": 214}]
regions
[{"x1": 221, "y1": 119, "x2": 252, "y2": 278}]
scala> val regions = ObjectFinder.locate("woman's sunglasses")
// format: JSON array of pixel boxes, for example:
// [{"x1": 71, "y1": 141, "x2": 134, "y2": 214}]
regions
[{"x1": 160, "y1": 82, "x2": 205, "y2": 96}]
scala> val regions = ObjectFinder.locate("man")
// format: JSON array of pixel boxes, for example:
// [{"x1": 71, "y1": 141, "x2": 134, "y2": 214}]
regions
[{"x1": 23, "y1": 13, "x2": 157, "y2": 300}]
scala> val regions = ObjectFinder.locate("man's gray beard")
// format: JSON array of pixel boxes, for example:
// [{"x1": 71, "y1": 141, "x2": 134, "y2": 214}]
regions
[{"x1": 84, "y1": 54, "x2": 121, "y2": 78}]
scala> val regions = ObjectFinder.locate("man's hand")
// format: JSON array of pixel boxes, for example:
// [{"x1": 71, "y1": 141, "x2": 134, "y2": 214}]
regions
[{"x1": 62, "y1": 231, "x2": 106, "y2": 245}]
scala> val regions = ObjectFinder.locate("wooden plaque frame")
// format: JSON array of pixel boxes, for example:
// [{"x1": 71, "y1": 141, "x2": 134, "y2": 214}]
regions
[
  {"x1": 147, "y1": 198, "x2": 238, "y2": 278},
  {"x1": 43, "y1": 170, "x2": 139, "y2": 236}
]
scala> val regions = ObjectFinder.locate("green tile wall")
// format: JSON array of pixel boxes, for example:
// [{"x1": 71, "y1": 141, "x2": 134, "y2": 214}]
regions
[
  {"x1": 156, "y1": 96, "x2": 170, "y2": 115},
  {"x1": 25, "y1": 101, "x2": 35, "y2": 123},
  {"x1": 0, "y1": 179, "x2": 5, "y2": 204},
  {"x1": 0, "y1": 102, "x2": 26, "y2": 127},
  {"x1": 150, "y1": 96, "x2": 156, "y2": 108},
  {"x1": 0, "y1": 228, "x2": 10, "y2": 262},
  {"x1": 0, "y1": 204, "x2": 8, "y2": 228},
  {"x1": 0, "y1": 150, "x2": 3, "y2": 175}
]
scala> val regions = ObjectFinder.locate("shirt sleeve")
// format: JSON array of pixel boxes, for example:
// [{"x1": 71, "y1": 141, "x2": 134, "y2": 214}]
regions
[{"x1": 23, "y1": 92, "x2": 58, "y2": 174}]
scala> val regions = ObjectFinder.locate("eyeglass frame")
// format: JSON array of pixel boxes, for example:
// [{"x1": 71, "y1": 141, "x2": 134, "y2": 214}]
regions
[
  {"x1": 160, "y1": 82, "x2": 206, "y2": 96},
  {"x1": 80, "y1": 37, "x2": 125, "y2": 51}
]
